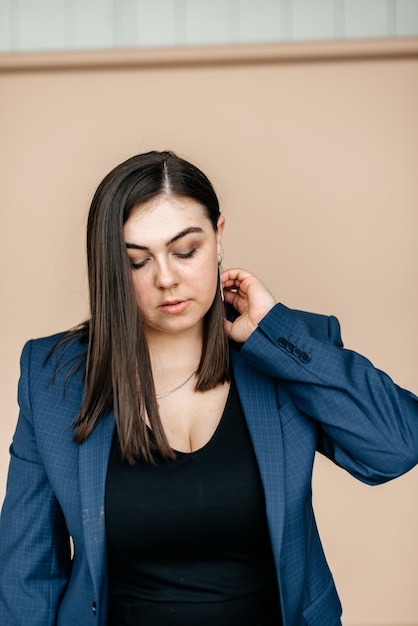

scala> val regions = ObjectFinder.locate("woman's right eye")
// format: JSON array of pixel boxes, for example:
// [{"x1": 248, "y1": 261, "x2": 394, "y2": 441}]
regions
[{"x1": 130, "y1": 259, "x2": 149, "y2": 270}]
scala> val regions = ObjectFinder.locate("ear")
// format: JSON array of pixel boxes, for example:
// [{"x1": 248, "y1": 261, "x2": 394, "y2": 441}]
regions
[{"x1": 216, "y1": 215, "x2": 225, "y2": 249}]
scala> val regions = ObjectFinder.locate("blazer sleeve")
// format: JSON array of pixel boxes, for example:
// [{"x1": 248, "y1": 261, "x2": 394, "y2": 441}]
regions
[
  {"x1": 240, "y1": 303, "x2": 418, "y2": 485},
  {"x1": 0, "y1": 340, "x2": 72, "y2": 626}
]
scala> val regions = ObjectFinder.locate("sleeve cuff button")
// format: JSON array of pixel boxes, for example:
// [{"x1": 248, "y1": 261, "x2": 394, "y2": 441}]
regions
[
  {"x1": 278, "y1": 336, "x2": 288, "y2": 348},
  {"x1": 300, "y1": 351, "x2": 312, "y2": 363}
]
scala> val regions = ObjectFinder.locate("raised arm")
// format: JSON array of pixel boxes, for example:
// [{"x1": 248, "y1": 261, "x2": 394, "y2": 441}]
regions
[{"x1": 223, "y1": 268, "x2": 418, "y2": 484}]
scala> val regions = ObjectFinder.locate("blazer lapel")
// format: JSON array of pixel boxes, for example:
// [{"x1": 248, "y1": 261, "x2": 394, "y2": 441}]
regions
[
  {"x1": 79, "y1": 411, "x2": 115, "y2": 599},
  {"x1": 231, "y1": 348, "x2": 286, "y2": 561}
]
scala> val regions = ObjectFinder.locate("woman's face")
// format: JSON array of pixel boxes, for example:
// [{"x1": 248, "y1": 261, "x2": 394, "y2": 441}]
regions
[{"x1": 124, "y1": 195, "x2": 224, "y2": 341}]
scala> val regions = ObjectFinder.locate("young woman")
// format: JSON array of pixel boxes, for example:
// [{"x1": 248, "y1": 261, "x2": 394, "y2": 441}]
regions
[{"x1": 0, "y1": 150, "x2": 417, "y2": 626}]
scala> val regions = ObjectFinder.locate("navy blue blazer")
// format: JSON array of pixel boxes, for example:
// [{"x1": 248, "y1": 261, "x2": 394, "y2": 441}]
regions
[{"x1": 1, "y1": 303, "x2": 417, "y2": 626}]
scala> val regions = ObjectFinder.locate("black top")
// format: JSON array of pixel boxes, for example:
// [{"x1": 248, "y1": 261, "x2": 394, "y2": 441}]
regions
[{"x1": 105, "y1": 381, "x2": 282, "y2": 626}]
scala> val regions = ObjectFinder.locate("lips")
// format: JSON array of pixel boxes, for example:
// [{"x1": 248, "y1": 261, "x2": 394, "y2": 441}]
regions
[{"x1": 159, "y1": 300, "x2": 189, "y2": 315}]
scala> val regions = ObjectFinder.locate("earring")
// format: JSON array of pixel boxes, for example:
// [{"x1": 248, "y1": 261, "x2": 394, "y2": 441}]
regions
[{"x1": 218, "y1": 250, "x2": 224, "y2": 301}]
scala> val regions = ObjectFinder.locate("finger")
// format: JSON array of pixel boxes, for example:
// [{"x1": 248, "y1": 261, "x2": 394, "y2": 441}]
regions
[
  {"x1": 222, "y1": 275, "x2": 250, "y2": 295},
  {"x1": 223, "y1": 318, "x2": 233, "y2": 338},
  {"x1": 221, "y1": 267, "x2": 253, "y2": 285},
  {"x1": 224, "y1": 289, "x2": 240, "y2": 308},
  {"x1": 223, "y1": 289, "x2": 248, "y2": 314}
]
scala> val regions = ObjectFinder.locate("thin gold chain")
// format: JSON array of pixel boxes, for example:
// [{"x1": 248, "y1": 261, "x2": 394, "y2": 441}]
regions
[{"x1": 155, "y1": 370, "x2": 197, "y2": 399}]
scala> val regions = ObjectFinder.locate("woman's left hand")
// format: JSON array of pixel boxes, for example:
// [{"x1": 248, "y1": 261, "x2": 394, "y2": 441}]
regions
[{"x1": 222, "y1": 268, "x2": 276, "y2": 344}]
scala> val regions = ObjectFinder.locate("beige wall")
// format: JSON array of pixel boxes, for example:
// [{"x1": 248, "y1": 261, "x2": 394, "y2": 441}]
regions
[{"x1": 1, "y1": 41, "x2": 417, "y2": 625}]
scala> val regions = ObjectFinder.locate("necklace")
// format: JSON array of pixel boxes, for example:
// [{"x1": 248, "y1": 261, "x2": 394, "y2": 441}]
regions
[{"x1": 155, "y1": 370, "x2": 197, "y2": 399}]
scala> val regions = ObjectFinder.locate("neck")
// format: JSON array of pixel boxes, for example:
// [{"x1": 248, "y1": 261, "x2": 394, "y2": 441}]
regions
[{"x1": 147, "y1": 326, "x2": 204, "y2": 377}]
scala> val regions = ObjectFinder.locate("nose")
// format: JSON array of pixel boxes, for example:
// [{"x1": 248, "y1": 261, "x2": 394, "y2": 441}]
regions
[{"x1": 154, "y1": 257, "x2": 179, "y2": 289}]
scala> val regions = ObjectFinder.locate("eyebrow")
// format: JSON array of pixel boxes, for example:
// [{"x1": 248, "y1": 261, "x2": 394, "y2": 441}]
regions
[{"x1": 125, "y1": 226, "x2": 204, "y2": 250}]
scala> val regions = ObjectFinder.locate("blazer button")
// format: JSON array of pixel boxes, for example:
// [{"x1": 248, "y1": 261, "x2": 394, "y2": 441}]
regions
[
  {"x1": 92, "y1": 602, "x2": 97, "y2": 615},
  {"x1": 293, "y1": 345, "x2": 302, "y2": 357},
  {"x1": 300, "y1": 351, "x2": 311, "y2": 363},
  {"x1": 278, "y1": 336, "x2": 288, "y2": 348},
  {"x1": 285, "y1": 341, "x2": 296, "y2": 354}
]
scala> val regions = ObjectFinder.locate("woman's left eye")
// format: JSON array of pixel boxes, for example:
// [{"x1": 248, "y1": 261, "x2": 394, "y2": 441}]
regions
[{"x1": 175, "y1": 248, "x2": 197, "y2": 259}]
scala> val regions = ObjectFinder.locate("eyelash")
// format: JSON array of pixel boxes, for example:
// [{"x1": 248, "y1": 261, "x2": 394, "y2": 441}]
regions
[
  {"x1": 175, "y1": 248, "x2": 197, "y2": 260},
  {"x1": 130, "y1": 248, "x2": 197, "y2": 270},
  {"x1": 131, "y1": 260, "x2": 148, "y2": 270}
]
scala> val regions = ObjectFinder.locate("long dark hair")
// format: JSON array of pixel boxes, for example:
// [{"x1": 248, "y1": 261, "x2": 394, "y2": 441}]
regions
[{"x1": 71, "y1": 150, "x2": 229, "y2": 463}]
